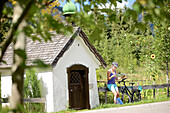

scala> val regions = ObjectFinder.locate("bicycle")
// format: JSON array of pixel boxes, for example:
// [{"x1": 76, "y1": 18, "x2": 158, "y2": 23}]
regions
[{"x1": 118, "y1": 78, "x2": 141, "y2": 103}]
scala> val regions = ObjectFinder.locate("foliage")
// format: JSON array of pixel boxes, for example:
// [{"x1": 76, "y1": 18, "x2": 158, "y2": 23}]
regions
[
  {"x1": 24, "y1": 68, "x2": 45, "y2": 112},
  {"x1": 94, "y1": 1, "x2": 169, "y2": 85},
  {"x1": 0, "y1": 1, "x2": 13, "y2": 43},
  {"x1": 41, "y1": 0, "x2": 64, "y2": 31},
  {"x1": 41, "y1": 0, "x2": 63, "y2": 20},
  {"x1": 24, "y1": 68, "x2": 41, "y2": 98},
  {"x1": 0, "y1": 104, "x2": 45, "y2": 113}
]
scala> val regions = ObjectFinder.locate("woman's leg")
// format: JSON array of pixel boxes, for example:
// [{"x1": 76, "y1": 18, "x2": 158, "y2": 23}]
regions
[
  {"x1": 111, "y1": 85, "x2": 118, "y2": 104},
  {"x1": 116, "y1": 91, "x2": 119, "y2": 98},
  {"x1": 114, "y1": 85, "x2": 119, "y2": 98}
]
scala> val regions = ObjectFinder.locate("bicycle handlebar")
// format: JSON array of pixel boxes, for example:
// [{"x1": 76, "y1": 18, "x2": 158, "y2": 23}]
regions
[
  {"x1": 117, "y1": 72, "x2": 128, "y2": 76},
  {"x1": 118, "y1": 78, "x2": 127, "y2": 84}
]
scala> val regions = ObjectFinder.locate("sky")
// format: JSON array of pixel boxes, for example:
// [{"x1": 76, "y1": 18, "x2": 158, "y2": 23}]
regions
[
  {"x1": 59, "y1": 0, "x2": 136, "y2": 11},
  {"x1": 126, "y1": 0, "x2": 136, "y2": 8}
]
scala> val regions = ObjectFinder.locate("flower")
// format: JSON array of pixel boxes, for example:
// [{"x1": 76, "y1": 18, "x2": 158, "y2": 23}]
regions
[
  {"x1": 151, "y1": 54, "x2": 155, "y2": 59},
  {"x1": 9, "y1": 0, "x2": 16, "y2": 5}
]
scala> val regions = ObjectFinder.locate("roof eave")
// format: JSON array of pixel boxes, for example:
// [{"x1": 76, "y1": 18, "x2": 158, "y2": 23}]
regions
[{"x1": 51, "y1": 27, "x2": 107, "y2": 68}]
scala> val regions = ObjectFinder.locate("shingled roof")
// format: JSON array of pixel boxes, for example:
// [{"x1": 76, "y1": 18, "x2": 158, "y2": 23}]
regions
[{"x1": 0, "y1": 27, "x2": 106, "y2": 69}]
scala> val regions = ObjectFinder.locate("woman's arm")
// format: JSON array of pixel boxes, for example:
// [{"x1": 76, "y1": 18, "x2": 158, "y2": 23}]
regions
[
  {"x1": 107, "y1": 71, "x2": 111, "y2": 81},
  {"x1": 107, "y1": 71, "x2": 116, "y2": 81}
]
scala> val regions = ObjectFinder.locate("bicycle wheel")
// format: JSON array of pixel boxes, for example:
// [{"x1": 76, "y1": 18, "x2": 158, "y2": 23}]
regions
[
  {"x1": 137, "y1": 91, "x2": 141, "y2": 100},
  {"x1": 122, "y1": 92, "x2": 131, "y2": 103},
  {"x1": 132, "y1": 90, "x2": 141, "y2": 102}
]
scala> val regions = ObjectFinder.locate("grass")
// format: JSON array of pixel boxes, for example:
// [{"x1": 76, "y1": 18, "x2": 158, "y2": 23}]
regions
[
  {"x1": 94, "y1": 97, "x2": 170, "y2": 110},
  {"x1": 57, "y1": 97, "x2": 170, "y2": 113}
]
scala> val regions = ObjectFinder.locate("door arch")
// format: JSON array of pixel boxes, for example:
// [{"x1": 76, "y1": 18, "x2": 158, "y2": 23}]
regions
[{"x1": 67, "y1": 64, "x2": 90, "y2": 110}]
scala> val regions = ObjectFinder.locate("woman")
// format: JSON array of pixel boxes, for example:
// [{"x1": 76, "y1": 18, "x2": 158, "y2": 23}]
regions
[{"x1": 107, "y1": 62, "x2": 124, "y2": 104}]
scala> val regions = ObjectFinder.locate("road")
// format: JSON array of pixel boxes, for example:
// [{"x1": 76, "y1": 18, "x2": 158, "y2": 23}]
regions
[{"x1": 76, "y1": 101, "x2": 170, "y2": 113}]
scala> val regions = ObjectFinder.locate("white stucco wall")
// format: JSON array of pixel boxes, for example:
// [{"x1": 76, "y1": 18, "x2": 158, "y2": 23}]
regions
[
  {"x1": 53, "y1": 35, "x2": 100, "y2": 112},
  {"x1": 37, "y1": 72, "x2": 54, "y2": 112},
  {"x1": 1, "y1": 75, "x2": 12, "y2": 107},
  {"x1": 1, "y1": 75, "x2": 12, "y2": 98}
]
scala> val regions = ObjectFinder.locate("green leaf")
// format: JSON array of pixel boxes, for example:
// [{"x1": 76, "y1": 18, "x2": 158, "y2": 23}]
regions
[
  {"x1": 144, "y1": 14, "x2": 153, "y2": 23},
  {"x1": 136, "y1": 22, "x2": 146, "y2": 32},
  {"x1": 124, "y1": 9, "x2": 137, "y2": 21},
  {"x1": 24, "y1": 26, "x2": 33, "y2": 37},
  {"x1": 132, "y1": 2, "x2": 142, "y2": 13},
  {"x1": 30, "y1": 35, "x2": 41, "y2": 42},
  {"x1": 154, "y1": 8, "x2": 160, "y2": 17},
  {"x1": 33, "y1": 59, "x2": 49, "y2": 68},
  {"x1": 89, "y1": 27, "x2": 103, "y2": 42},
  {"x1": 14, "y1": 49, "x2": 27, "y2": 60},
  {"x1": 84, "y1": 5, "x2": 91, "y2": 12},
  {"x1": 109, "y1": 0, "x2": 117, "y2": 7},
  {"x1": 1, "y1": 60, "x2": 7, "y2": 64},
  {"x1": 108, "y1": 13, "x2": 116, "y2": 22}
]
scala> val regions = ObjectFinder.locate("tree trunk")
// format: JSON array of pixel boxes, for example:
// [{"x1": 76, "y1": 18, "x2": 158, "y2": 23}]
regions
[{"x1": 9, "y1": 2, "x2": 27, "y2": 110}]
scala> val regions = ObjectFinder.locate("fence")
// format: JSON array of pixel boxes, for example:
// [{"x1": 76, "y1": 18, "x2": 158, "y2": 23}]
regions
[
  {"x1": 0, "y1": 98, "x2": 46, "y2": 103},
  {"x1": 0, "y1": 98, "x2": 46, "y2": 112},
  {"x1": 98, "y1": 81, "x2": 170, "y2": 103}
]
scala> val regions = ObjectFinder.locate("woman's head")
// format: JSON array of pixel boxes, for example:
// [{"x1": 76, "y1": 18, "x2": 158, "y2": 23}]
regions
[{"x1": 112, "y1": 62, "x2": 119, "y2": 68}]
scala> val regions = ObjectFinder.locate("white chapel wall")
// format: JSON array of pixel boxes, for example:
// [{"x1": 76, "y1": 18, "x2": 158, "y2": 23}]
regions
[
  {"x1": 53, "y1": 35, "x2": 100, "y2": 112},
  {"x1": 37, "y1": 71, "x2": 54, "y2": 112}
]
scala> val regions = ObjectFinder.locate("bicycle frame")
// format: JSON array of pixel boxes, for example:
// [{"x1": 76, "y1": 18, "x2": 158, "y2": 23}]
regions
[
  {"x1": 121, "y1": 81, "x2": 134, "y2": 99},
  {"x1": 122, "y1": 82, "x2": 133, "y2": 95},
  {"x1": 119, "y1": 78, "x2": 140, "y2": 103}
]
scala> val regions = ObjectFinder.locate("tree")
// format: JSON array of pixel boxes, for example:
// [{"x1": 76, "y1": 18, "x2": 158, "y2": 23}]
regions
[
  {"x1": 24, "y1": 68, "x2": 41, "y2": 98},
  {"x1": 24, "y1": 68, "x2": 43, "y2": 112},
  {"x1": 0, "y1": 0, "x2": 71, "y2": 111},
  {"x1": 41, "y1": 0, "x2": 63, "y2": 21}
]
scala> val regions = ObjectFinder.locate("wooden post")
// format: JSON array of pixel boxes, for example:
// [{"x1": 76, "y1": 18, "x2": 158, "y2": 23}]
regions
[
  {"x1": 153, "y1": 82, "x2": 155, "y2": 99},
  {"x1": 167, "y1": 86, "x2": 169, "y2": 98},
  {"x1": 104, "y1": 83, "x2": 107, "y2": 103},
  {"x1": 28, "y1": 96, "x2": 31, "y2": 113},
  {"x1": 167, "y1": 80, "x2": 169, "y2": 98},
  {"x1": 105, "y1": 91, "x2": 107, "y2": 103}
]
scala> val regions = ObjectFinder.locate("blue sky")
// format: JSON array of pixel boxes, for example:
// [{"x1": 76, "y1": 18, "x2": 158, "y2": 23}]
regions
[
  {"x1": 59, "y1": 0, "x2": 136, "y2": 11},
  {"x1": 126, "y1": 0, "x2": 136, "y2": 8}
]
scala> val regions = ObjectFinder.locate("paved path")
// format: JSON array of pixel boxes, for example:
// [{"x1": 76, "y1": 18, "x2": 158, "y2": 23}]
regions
[{"x1": 76, "y1": 101, "x2": 170, "y2": 113}]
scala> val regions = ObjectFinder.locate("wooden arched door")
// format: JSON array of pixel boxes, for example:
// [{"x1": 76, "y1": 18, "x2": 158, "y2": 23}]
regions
[{"x1": 67, "y1": 64, "x2": 90, "y2": 110}]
